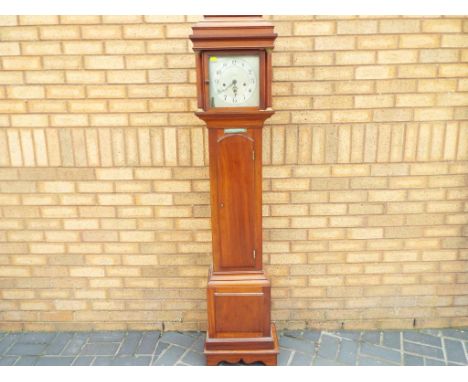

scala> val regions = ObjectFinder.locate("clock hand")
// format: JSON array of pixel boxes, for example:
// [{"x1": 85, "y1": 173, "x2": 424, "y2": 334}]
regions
[{"x1": 217, "y1": 79, "x2": 237, "y2": 94}]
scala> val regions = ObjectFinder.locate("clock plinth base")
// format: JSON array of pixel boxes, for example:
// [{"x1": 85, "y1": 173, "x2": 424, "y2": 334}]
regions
[{"x1": 204, "y1": 324, "x2": 279, "y2": 366}]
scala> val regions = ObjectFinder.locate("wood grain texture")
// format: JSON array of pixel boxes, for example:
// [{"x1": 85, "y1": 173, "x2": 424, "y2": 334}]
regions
[{"x1": 190, "y1": 15, "x2": 278, "y2": 365}]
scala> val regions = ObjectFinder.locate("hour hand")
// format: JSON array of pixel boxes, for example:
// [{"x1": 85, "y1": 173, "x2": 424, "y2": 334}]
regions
[{"x1": 217, "y1": 80, "x2": 235, "y2": 94}]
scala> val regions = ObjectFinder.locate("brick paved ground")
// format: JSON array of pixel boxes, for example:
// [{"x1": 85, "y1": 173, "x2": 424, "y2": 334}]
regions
[{"x1": 0, "y1": 329, "x2": 466, "y2": 366}]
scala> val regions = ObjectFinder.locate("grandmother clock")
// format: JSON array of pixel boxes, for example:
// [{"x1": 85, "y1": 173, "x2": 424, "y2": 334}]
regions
[{"x1": 190, "y1": 16, "x2": 278, "y2": 366}]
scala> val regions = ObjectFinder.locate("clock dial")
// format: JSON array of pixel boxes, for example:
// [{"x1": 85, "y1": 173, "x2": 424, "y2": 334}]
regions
[{"x1": 208, "y1": 55, "x2": 260, "y2": 108}]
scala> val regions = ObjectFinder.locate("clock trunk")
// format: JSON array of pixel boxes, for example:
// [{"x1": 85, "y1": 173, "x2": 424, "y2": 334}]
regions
[{"x1": 190, "y1": 15, "x2": 278, "y2": 366}]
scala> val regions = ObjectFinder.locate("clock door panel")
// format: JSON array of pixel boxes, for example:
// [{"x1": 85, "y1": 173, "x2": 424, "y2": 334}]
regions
[
  {"x1": 214, "y1": 293, "x2": 264, "y2": 336},
  {"x1": 216, "y1": 133, "x2": 256, "y2": 270}
]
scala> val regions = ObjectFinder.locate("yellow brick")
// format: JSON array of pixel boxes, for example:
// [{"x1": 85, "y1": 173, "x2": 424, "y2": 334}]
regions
[
  {"x1": 378, "y1": 50, "x2": 418, "y2": 64},
  {"x1": 62, "y1": 41, "x2": 103, "y2": 55},
  {"x1": 105, "y1": 41, "x2": 145, "y2": 54},
  {"x1": 47, "y1": 85, "x2": 85, "y2": 99},
  {"x1": 68, "y1": 100, "x2": 107, "y2": 113},
  {"x1": 0, "y1": 41, "x2": 20, "y2": 55},
  {"x1": 84, "y1": 55, "x2": 124, "y2": 69},
  {"x1": 0, "y1": 100, "x2": 26, "y2": 113},
  {"x1": 276, "y1": 37, "x2": 314, "y2": 51},
  {"x1": 293, "y1": 21, "x2": 334, "y2": 35},
  {"x1": 81, "y1": 25, "x2": 122, "y2": 39},
  {"x1": 441, "y1": 34, "x2": 468, "y2": 48},
  {"x1": 122, "y1": 24, "x2": 164, "y2": 38},
  {"x1": 274, "y1": 67, "x2": 313, "y2": 81},
  {"x1": 292, "y1": 52, "x2": 333, "y2": 66},
  {"x1": 355, "y1": 95, "x2": 394, "y2": 108},
  {"x1": 380, "y1": 19, "x2": 420, "y2": 33},
  {"x1": 355, "y1": 65, "x2": 395, "y2": 79},
  {"x1": 165, "y1": 23, "x2": 193, "y2": 38},
  {"x1": 398, "y1": 64, "x2": 437, "y2": 78},
  {"x1": 22, "y1": 41, "x2": 62, "y2": 55},
  {"x1": 333, "y1": 110, "x2": 371, "y2": 123},
  {"x1": 439, "y1": 64, "x2": 468, "y2": 77},
  {"x1": 11, "y1": 114, "x2": 48, "y2": 127},
  {"x1": 418, "y1": 79, "x2": 457, "y2": 92},
  {"x1": 60, "y1": 16, "x2": 100, "y2": 24},
  {"x1": 148, "y1": 69, "x2": 188, "y2": 83},
  {"x1": 125, "y1": 55, "x2": 165, "y2": 69},
  {"x1": 414, "y1": 108, "x2": 453, "y2": 121},
  {"x1": 91, "y1": 114, "x2": 128, "y2": 127},
  {"x1": 40, "y1": 26, "x2": 80, "y2": 40},
  {"x1": 107, "y1": 70, "x2": 146, "y2": 84},
  {"x1": 337, "y1": 20, "x2": 377, "y2": 34},
  {"x1": 315, "y1": 36, "x2": 355, "y2": 50},
  {"x1": 291, "y1": 110, "x2": 330, "y2": 124},
  {"x1": 2, "y1": 56, "x2": 41, "y2": 70},
  {"x1": 396, "y1": 94, "x2": 435, "y2": 107},
  {"x1": 0, "y1": 16, "x2": 18, "y2": 26},
  {"x1": 25, "y1": 71, "x2": 65, "y2": 84},
  {"x1": 421, "y1": 49, "x2": 459, "y2": 63},
  {"x1": 423, "y1": 19, "x2": 462, "y2": 32},
  {"x1": 108, "y1": 99, "x2": 147, "y2": 113},
  {"x1": 357, "y1": 35, "x2": 398, "y2": 49},
  {"x1": 86, "y1": 85, "x2": 126, "y2": 99},
  {"x1": 292, "y1": 82, "x2": 332, "y2": 96},
  {"x1": 315, "y1": 67, "x2": 353, "y2": 80},
  {"x1": 0, "y1": 26, "x2": 38, "y2": 41},
  {"x1": 42, "y1": 55, "x2": 82, "y2": 70},
  {"x1": 313, "y1": 95, "x2": 353, "y2": 109},
  {"x1": 336, "y1": 51, "x2": 375, "y2": 65},
  {"x1": 147, "y1": 39, "x2": 187, "y2": 53}
]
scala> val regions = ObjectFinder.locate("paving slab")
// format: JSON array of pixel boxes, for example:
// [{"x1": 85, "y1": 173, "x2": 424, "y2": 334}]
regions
[
  {"x1": 403, "y1": 341, "x2": 444, "y2": 360},
  {"x1": 80, "y1": 342, "x2": 119, "y2": 356},
  {"x1": 160, "y1": 332, "x2": 195, "y2": 348},
  {"x1": 403, "y1": 331, "x2": 442, "y2": 347},
  {"x1": 17, "y1": 332, "x2": 56, "y2": 344},
  {"x1": 403, "y1": 353, "x2": 424, "y2": 366},
  {"x1": 277, "y1": 348, "x2": 292, "y2": 366},
  {"x1": 136, "y1": 331, "x2": 160, "y2": 355},
  {"x1": 360, "y1": 342, "x2": 401, "y2": 364},
  {"x1": 337, "y1": 339, "x2": 358, "y2": 365},
  {"x1": 181, "y1": 350, "x2": 205, "y2": 365},
  {"x1": 361, "y1": 331, "x2": 381, "y2": 345},
  {"x1": 36, "y1": 356, "x2": 75, "y2": 366},
  {"x1": 444, "y1": 338, "x2": 467, "y2": 364},
  {"x1": 0, "y1": 328, "x2": 467, "y2": 366},
  {"x1": 88, "y1": 331, "x2": 126, "y2": 343},
  {"x1": 14, "y1": 356, "x2": 39, "y2": 366},
  {"x1": 112, "y1": 356, "x2": 152, "y2": 366},
  {"x1": 6, "y1": 343, "x2": 47, "y2": 356},
  {"x1": 0, "y1": 356, "x2": 18, "y2": 366},
  {"x1": 290, "y1": 351, "x2": 313, "y2": 366},
  {"x1": 72, "y1": 356, "x2": 94, "y2": 366},
  {"x1": 382, "y1": 332, "x2": 401, "y2": 350},
  {"x1": 152, "y1": 345, "x2": 186, "y2": 366},
  {"x1": 117, "y1": 332, "x2": 143, "y2": 356},
  {"x1": 279, "y1": 335, "x2": 315, "y2": 354},
  {"x1": 359, "y1": 355, "x2": 394, "y2": 366},
  {"x1": 317, "y1": 334, "x2": 339, "y2": 360},
  {"x1": 45, "y1": 332, "x2": 74, "y2": 355}
]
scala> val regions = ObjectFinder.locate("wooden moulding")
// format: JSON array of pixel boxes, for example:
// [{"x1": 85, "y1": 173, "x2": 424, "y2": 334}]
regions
[
  {"x1": 205, "y1": 324, "x2": 279, "y2": 366},
  {"x1": 190, "y1": 16, "x2": 277, "y2": 51}
]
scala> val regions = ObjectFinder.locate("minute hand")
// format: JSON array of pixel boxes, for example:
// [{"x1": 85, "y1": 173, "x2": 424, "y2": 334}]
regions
[{"x1": 217, "y1": 80, "x2": 236, "y2": 94}]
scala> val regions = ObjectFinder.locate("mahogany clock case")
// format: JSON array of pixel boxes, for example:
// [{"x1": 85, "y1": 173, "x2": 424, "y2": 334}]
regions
[{"x1": 190, "y1": 16, "x2": 278, "y2": 366}]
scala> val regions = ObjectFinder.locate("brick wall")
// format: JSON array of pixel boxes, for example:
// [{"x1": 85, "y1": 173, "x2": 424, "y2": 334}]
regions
[{"x1": 0, "y1": 15, "x2": 466, "y2": 332}]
